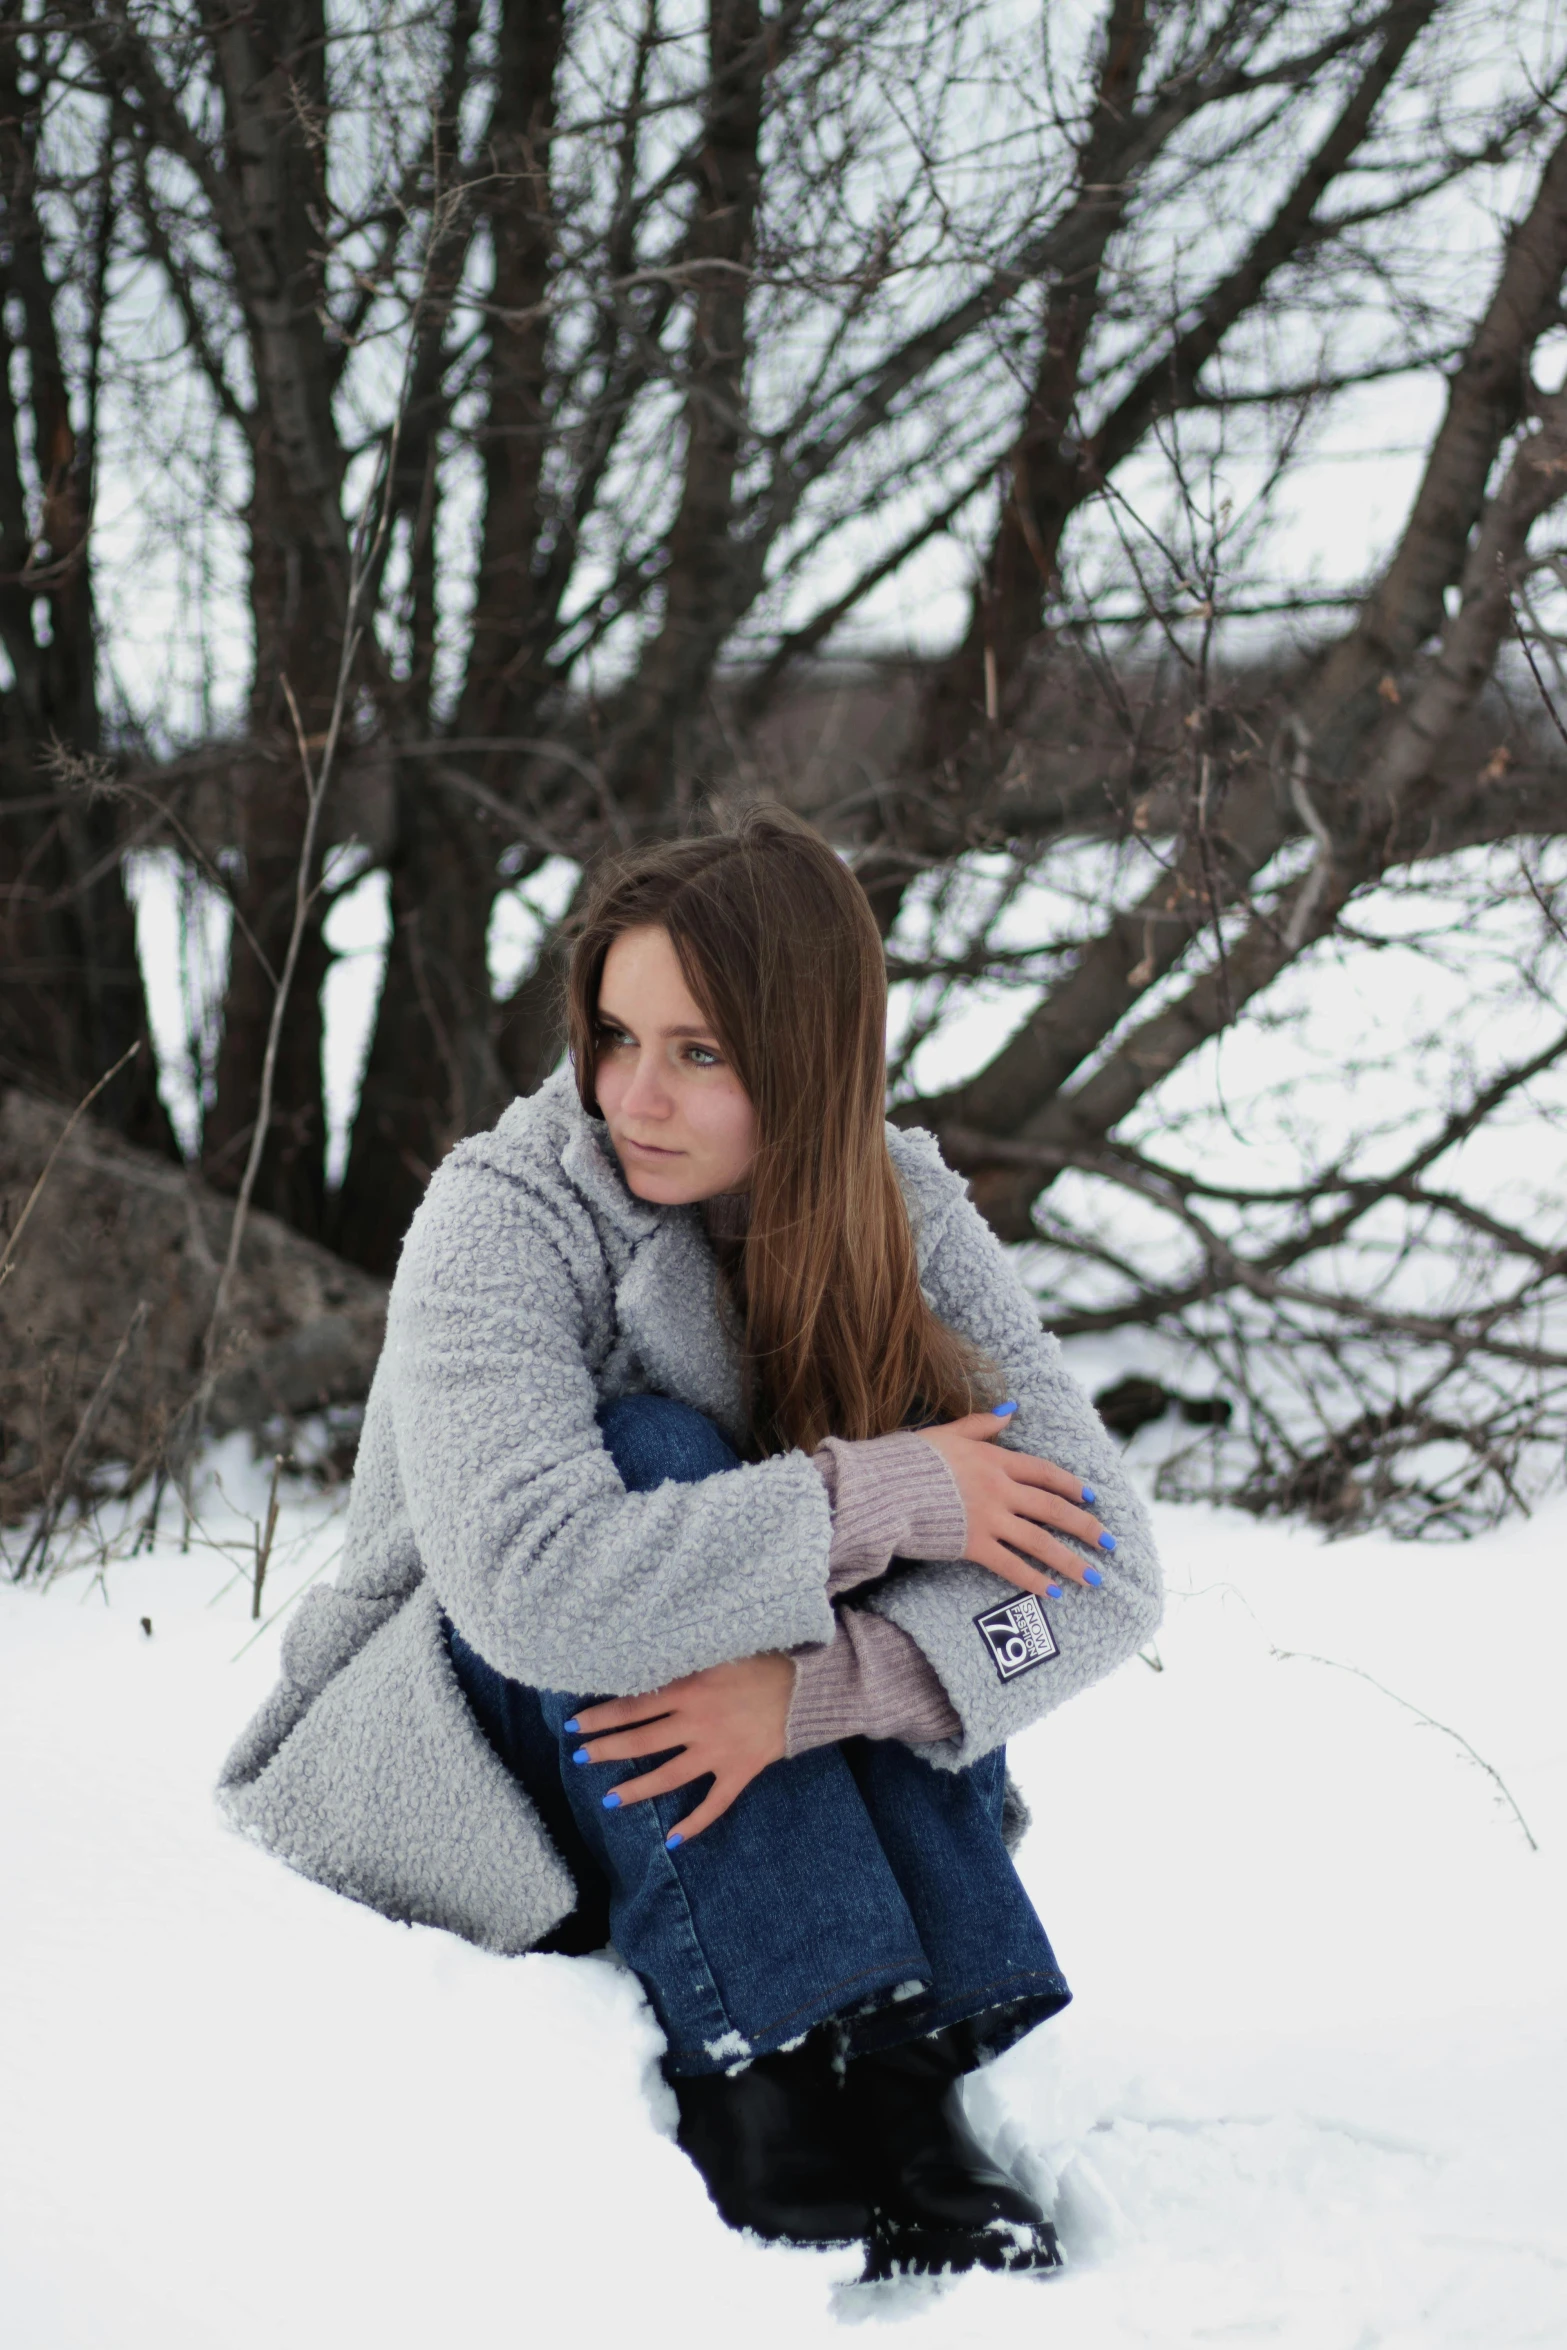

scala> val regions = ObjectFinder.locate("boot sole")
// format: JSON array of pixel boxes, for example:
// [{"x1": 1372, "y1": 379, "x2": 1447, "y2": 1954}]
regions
[{"x1": 861, "y1": 2215, "x2": 1063, "y2": 2280}]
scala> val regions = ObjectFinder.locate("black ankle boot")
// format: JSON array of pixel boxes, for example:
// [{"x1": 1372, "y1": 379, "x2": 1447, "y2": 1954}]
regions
[
  {"x1": 671, "y1": 2040, "x2": 873, "y2": 2246},
  {"x1": 846, "y1": 2029, "x2": 1060, "y2": 2276}
]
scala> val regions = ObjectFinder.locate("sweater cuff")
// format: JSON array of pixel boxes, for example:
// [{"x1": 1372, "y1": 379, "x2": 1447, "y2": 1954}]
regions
[
  {"x1": 812, "y1": 1430, "x2": 968, "y2": 1598},
  {"x1": 785, "y1": 1611, "x2": 962, "y2": 1756}
]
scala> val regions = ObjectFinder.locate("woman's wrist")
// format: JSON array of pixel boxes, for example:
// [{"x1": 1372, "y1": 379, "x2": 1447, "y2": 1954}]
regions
[
  {"x1": 811, "y1": 1430, "x2": 968, "y2": 1595},
  {"x1": 786, "y1": 1612, "x2": 962, "y2": 1755}
]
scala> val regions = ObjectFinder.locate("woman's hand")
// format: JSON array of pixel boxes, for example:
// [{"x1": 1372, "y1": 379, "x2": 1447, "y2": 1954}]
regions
[
  {"x1": 566, "y1": 1651, "x2": 795, "y2": 1845},
  {"x1": 916, "y1": 1405, "x2": 1111, "y2": 1599}
]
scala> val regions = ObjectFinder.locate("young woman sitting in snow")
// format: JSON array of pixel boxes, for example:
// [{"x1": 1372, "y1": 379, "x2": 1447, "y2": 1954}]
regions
[{"x1": 219, "y1": 808, "x2": 1161, "y2": 2274}]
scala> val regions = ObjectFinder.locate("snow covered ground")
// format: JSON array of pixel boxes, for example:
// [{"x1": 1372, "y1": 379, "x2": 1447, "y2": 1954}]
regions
[{"x1": 3, "y1": 1443, "x2": 1564, "y2": 2349}]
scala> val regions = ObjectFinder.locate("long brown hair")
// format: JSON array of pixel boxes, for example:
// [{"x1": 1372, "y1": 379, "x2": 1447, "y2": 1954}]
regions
[{"x1": 565, "y1": 807, "x2": 995, "y2": 1455}]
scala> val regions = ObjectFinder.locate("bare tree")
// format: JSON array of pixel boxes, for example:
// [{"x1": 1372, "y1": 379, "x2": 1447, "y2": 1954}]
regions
[{"x1": 6, "y1": 0, "x2": 1567, "y2": 1530}]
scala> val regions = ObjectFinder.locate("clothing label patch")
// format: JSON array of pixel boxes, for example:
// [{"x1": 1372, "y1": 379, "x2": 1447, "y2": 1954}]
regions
[{"x1": 974, "y1": 1594, "x2": 1059, "y2": 1683}]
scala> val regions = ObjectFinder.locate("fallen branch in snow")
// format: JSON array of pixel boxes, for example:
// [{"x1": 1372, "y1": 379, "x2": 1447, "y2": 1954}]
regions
[{"x1": 1270, "y1": 1646, "x2": 1539, "y2": 1852}]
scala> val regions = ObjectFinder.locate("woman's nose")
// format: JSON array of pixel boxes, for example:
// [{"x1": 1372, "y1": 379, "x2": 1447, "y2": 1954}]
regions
[{"x1": 620, "y1": 1053, "x2": 671, "y2": 1118}]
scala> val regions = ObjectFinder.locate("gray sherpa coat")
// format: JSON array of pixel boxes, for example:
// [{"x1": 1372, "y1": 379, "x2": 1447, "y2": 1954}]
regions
[{"x1": 218, "y1": 1067, "x2": 1162, "y2": 1954}]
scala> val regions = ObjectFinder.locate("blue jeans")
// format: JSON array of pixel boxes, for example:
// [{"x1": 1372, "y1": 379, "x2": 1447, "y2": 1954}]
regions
[{"x1": 446, "y1": 1394, "x2": 1070, "y2": 2078}]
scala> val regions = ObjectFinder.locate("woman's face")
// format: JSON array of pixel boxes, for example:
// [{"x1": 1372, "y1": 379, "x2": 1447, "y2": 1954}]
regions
[{"x1": 593, "y1": 925, "x2": 757, "y2": 1204}]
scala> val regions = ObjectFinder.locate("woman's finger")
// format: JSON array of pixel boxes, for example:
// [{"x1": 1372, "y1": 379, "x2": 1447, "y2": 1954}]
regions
[
  {"x1": 663, "y1": 1775, "x2": 742, "y2": 1844},
  {"x1": 969, "y1": 1539, "x2": 1055, "y2": 1599},
  {"x1": 602, "y1": 1753, "x2": 711, "y2": 1809},
  {"x1": 1000, "y1": 1484, "x2": 1107, "y2": 1546},
  {"x1": 992, "y1": 1450, "x2": 1097, "y2": 1505},
  {"x1": 572, "y1": 1721, "x2": 687, "y2": 1767},
  {"x1": 995, "y1": 1514, "x2": 1105, "y2": 1586},
  {"x1": 974, "y1": 1528, "x2": 1105, "y2": 1596},
  {"x1": 941, "y1": 1406, "x2": 1016, "y2": 1441},
  {"x1": 1007, "y1": 1522, "x2": 1105, "y2": 1587},
  {"x1": 567, "y1": 1693, "x2": 674, "y2": 1737},
  {"x1": 926, "y1": 1415, "x2": 1099, "y2": 1511}
]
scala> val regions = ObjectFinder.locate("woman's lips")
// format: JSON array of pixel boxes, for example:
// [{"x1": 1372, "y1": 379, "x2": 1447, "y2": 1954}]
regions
[{"x1": 620, "y1": 1135, "x2": 682, "y2": 1157}]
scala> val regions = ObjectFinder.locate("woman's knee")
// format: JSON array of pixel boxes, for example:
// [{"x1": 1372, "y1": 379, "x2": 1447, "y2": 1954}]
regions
[{"x1": 597, "y1": 1392, "x2": 741, "y2": 1490}]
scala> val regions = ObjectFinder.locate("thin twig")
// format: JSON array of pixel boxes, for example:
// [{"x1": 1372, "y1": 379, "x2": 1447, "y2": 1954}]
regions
[
  {"x1": 229, "y1": 1540, "x2": 345, "y2": 1661},
  {"x1": 253, "y1": 1452, "x2": 282, "y2": 1620},
  {"x1": 1512, "y1": 585, "x2": 1567, "y2": 738},
  {"x1": 1278, "y1": 716, "x2": 1334, "y2": 951},
  {"x1": 1271, "y1": 1645, "x2": 1539, "y2": 1852}
]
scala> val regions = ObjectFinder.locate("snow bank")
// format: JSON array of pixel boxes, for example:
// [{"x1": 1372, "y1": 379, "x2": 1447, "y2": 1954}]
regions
[{"x1": 2, "y1": 1447, "x2": 1563, "y2": 2346}]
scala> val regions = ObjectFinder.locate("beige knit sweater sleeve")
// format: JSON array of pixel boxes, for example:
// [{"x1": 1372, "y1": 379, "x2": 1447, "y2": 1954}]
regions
[{"x1": 786, "y1": 1431, "x2": 967, "y2": 1755}]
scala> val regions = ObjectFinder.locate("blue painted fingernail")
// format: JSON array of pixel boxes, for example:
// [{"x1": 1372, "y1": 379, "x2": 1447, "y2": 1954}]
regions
[
  {"x1": 563, "y1": 1718, "x2": 580, "y2": 1734},
  {"x1": 571, "y1": 1746, "x2": 590, "y2": 1765},
  {"x1": 1046, "y1": 1583, "x2": 1064, "y2": 1599},
  {"x1": 1084, "y1": 1566, "x2": 1104, "y2": 1587},
  {"x1": 1080, "y1": 1486, "x2": 1096, "y2": 1506},
  {"x1": 1098, "y1": 1530, "x2": 1117, "y2": 1552},
  {"x1": 993, "y1": 1400, "x2": 1019, "y2": 1417},
  {"x1": 665, "y1": 1832, "x2": 683, "y2": 1850},
  {"x1": 602, "y1": 1790, "x2": 621, "y2": 1809}
]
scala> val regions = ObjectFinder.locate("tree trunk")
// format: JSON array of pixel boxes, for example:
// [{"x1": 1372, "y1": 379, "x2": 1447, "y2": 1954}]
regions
[
  {"x1": 334, "y1": 0, "x2": 564, "y2": 1271},
  {"x1": 332, "y1": 777, "x2": 506, "y2": 1272},
  {"x1": 198, "y1": 5, "x2": 346, "y2": 1237},
  {"x1": 0, "y1": 24, "x2": 168, "y2": 1149},
  {"x1": 596, "y1": 0, "x2": 766, "y2": 810}
]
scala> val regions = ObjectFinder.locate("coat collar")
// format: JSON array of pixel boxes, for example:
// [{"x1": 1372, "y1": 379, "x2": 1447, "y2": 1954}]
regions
[
  {"x1": 558, "y1": 1116, "x2": 663, "y2": 1243},
  {"x1": 539, "y1": 1069, "x2": 749, "y2": 1432},
  {"x1": 528, "y1": 1064, "x2": 665, "y2": 1243}
]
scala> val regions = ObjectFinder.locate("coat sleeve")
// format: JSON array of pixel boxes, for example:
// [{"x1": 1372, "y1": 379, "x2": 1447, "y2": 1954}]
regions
[
  {"x1": 385, "y1": 1153, "x2": 836, "y2": 1693},
  {"x1": 862, "y1": 1165, "x2": 1163, "y2": 1767}
]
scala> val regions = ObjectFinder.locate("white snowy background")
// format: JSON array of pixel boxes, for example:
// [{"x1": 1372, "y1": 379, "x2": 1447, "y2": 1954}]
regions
[{"x1": 3, "y1": 1434, "x2": 1563, "y2": 2347}]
